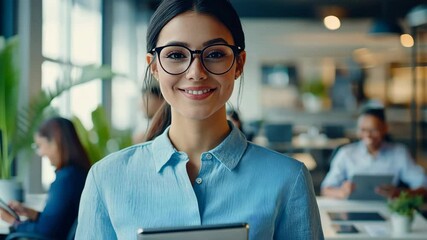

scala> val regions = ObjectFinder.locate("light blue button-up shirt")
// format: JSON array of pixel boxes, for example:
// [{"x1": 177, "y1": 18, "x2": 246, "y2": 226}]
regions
[{"x1": 76, "y1": 124, "x2": 323, "y2": 239}]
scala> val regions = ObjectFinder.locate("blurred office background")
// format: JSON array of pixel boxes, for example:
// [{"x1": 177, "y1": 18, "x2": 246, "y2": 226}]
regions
[{"x1": 1, "y1": 0, "x2": 426, "y2": 195}]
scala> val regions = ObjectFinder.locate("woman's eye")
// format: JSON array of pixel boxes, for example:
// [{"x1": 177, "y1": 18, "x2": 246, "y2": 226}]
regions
[
  {"x1": 166, "y1": 52, "x2": 186, "y2": 60},
  {"x1": 205, "y1": 51, "x2": 225, "y2": 59}
]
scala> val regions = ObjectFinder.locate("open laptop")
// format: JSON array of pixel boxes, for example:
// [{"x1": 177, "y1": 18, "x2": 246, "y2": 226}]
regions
[
  {"x1": 137, "y1": 223, "x2": 249, "y2": 240},
  {"x1": 348, "y1": 174, "x2": 394, "y2": 201}
]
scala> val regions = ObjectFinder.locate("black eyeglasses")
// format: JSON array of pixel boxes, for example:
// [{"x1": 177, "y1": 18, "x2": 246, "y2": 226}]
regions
[{"x1": 150, "y1": 44, "x2": 243, "y2": 75}]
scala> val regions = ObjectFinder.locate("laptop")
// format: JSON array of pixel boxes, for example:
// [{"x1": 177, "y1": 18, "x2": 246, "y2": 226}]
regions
[
  {"x1": 348, "y1": 174, "x2": 394, "y2": 201},
  {"x1": 137, "y1": 223, "x2": 249, "y2": 240}
]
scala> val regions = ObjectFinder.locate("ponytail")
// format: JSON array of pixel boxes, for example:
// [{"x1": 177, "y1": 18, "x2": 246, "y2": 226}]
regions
[{"x1": 143, "y1": 102, "x2": 171, "y2": 142}]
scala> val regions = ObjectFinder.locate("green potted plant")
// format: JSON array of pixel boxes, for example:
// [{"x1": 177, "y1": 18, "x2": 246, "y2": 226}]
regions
[
  {"x1": 388, "y1": 191, "x2": 423, "y2": 235},
  {"x1": 72, "y1": 105, "x2": 132, "y2": 165},
  {"x1": 0, "y1": 35, "x2": 115, "y2": 201},
  {"x1": 300, "y1": 78, "x2": 326, "y2": 112}
]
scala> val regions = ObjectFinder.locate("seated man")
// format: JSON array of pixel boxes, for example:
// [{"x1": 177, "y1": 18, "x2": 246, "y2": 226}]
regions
[{"x1": 321, "y1": 107, "x2": 427, "y2": 199}]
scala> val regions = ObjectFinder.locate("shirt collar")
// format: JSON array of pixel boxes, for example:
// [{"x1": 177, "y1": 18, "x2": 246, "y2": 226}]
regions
[
  {"x1": 357, "y1": 140, "x2": 388, "y2": 155},
  {"x1": 151, "y1": 122, "x2": 248, "y2": 173}
]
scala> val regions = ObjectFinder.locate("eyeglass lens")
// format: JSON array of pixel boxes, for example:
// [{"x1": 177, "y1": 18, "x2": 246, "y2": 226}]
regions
[{"x1": 157, "y1": 45, "x2": 236, "y2": 75}]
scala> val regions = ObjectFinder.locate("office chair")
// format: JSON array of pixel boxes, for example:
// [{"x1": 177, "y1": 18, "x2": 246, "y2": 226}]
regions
[
  {"x1": 263, "y1": 123, "x2": 293, "y2": 152},
  {"x1": 322, "y1": 124, "x2": 345, "y2": 139},
  {"x1": 5, "y1": 218, "x2": 77, "y2": 240}
]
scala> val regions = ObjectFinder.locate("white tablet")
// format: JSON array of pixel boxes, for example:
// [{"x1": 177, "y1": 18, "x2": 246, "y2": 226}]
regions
[
  {"x1": 348, "y1": 174, "x2": 394, "y2": 201},
  {"x1": 0, "y1": 197, "x2": 19, "y2": 221},
  {"x1": 137, "y1": 222, "x2": 249, "y2": 240}
]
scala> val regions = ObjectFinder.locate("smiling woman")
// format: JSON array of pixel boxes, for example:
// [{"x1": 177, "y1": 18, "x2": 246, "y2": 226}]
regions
[{"x1": 76, "y1": 1, "x2": 323, "y2": 239}]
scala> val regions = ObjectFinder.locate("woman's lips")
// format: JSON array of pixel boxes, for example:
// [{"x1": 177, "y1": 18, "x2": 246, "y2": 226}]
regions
[{"x1": 180, "y1": 87, "x2": 216, "y2": 100}]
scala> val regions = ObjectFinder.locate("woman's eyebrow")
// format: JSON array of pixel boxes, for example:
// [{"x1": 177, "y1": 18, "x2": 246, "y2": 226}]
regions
[
  {"x1": 162, "y1": 38, "x2": 229, "y2": 48},
  {"x1": 203, "y1": 38, "x2": 228, "y2": 46},
  {"x1": 164, "y1": 41, "x2": 189, "y2": 47}
]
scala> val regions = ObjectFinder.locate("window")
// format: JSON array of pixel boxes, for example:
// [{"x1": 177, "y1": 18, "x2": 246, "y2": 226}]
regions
[{"x1": 41, "y1": 0, "x2": 102, "y2": 189}]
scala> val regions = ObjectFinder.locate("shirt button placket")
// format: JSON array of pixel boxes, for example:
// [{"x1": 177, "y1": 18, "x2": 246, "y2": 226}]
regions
[{"x1": 195, "y1": 177, "x2": 203, "y2": 184}]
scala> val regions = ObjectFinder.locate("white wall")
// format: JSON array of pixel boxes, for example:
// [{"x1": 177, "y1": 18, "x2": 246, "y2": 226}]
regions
[{"x1": 231, "y1": 18, "x2": 412, "y2": 122}]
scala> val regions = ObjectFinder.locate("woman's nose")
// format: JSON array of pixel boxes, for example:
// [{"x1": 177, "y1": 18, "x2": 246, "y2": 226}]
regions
[{"x1": 185, "y1": 55, "x2": 208, "y2": 81}]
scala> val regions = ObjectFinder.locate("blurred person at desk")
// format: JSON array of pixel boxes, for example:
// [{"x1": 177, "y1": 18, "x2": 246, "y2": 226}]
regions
[
  {"x1": 132, "y1": 83, "x2": 165, "y2": 144},
  {"x1": 321, "y1": 107, "x2": 427, "y2": 199},
  {"x1": 0, "y1": 117, "x2": 91, "y2": 239}
]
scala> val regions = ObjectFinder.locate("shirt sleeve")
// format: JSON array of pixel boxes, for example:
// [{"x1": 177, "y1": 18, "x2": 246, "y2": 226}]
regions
[
  {"x1": 274, "y1": 165, "x2": 324, "y2": 240},
  {"x1": 321, "y1": 147, "x2": 348, "y2": 189},
  {"x1": 75, "y1": 167, "x2": 117, "y2": 239},
  {"x1": 396, "y1": 145, "x2": 427, "y2": 189}
]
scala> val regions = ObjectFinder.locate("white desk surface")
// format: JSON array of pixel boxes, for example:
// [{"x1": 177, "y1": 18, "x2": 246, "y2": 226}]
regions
[
  {"x1": 0, "y1": 193, "x2": 47, "y2": 235},
  {"x1": 317, "y1": 197, "x2": 427, "y2": 240}
]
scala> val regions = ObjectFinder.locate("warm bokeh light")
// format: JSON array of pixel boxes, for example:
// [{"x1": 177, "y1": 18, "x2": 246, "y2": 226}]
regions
[
  {"x1": 400, "y1": 34, "x2": 414, "y2": 48},
  {"x1": 323, "y1": 15, "x2": 341, "y2": 30}
]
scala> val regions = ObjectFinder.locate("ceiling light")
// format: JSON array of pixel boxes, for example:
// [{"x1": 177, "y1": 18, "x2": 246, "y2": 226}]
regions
[
  {"x1": 406, "y1": 4, "x2": 427, "y2": 28},
  {"x1": 400, "y1": 34, "x2": 414, "y2": 48},
  {"x1": 323, "y1": 15, "x2": 341, "y2": 30}
]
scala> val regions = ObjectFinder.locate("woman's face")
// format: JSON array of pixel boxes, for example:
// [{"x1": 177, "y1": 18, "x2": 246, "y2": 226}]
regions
[
  {"x1": 357, "y1": 115, "x2": 387, "y2": 151},
  {"x1": 34, "y1": 134, "x2": 60, "y2": 168},
  {"x1": 147, "y1": 12, "x2": 245, "y2": 121}
]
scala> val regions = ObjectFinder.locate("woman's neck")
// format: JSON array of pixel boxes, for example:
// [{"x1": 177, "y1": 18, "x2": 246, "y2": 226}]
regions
[{"x1": 168, "y1": 113, "x2": 230, "y2": 157}]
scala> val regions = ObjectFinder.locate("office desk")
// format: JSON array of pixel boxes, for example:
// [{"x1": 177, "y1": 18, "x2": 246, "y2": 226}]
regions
[
  {"x1": 0, "y1": 194, "x2": 47, "y2": 235},
  {"x1": 317, "y1": 197, "x2": 427, "y2": 239}
]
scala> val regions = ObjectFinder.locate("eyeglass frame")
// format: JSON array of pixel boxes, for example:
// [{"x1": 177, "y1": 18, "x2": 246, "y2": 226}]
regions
[{"x1": 150, "y1": 43, "x2": 244, "y2": 75}]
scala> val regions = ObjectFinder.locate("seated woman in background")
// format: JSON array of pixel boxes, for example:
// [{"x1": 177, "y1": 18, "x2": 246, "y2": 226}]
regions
[
  {"x1": 321, "y1": 107, "x2": 427, "y2": 199},
  {"x1": 0, "y1": 117, "x2": 91, "y2": 239}
]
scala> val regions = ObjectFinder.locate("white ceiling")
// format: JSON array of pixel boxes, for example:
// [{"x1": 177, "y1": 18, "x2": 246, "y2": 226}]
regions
[{"x1": 242, "y1": 18, "x2": 412, "y2": 66}]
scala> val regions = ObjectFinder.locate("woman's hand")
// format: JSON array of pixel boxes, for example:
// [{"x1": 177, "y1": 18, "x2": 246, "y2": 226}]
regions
[
  {"x1": 8, "y1": 201, "x2": 39, "y2": 221},
  {"x1": 0, "y1": 208, "x2": 16, "y2": 224}
]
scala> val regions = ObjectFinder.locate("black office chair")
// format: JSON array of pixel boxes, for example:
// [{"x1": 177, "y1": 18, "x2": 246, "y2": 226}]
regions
[
  {"x1": 264, "y1": 123, "x2": 293, "y2": 153},
  {"x1": 5, "y1": 218, "x2": 77, "y2": 240},
  {"x1": 322, "y1": 124, "x2": 345, "y2": 139}
]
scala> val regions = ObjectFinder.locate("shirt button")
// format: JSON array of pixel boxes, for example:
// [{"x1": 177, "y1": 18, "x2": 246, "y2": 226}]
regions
[
  {"x1": 206, "y1": 153, "x2": 212, "y2": 160},
  {"x1": 195, "y1": 178, "x2": 203, "y2": 184}
]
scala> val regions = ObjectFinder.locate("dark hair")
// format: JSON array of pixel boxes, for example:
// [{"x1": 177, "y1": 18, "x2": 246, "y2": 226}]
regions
[
  {"x1": 146, "y1": 0, "x2": 245, "y2": 53},
  {"x1": 227, "y1": 109, "x2": 242, "y2": 130},
  {"x1": 359, "y1": 107, "x2": 386, "y2": 122},
  {"x1": 37, "y1": 117, "x2": 91, "y2": 171},
  {"x1": 142, "y1": 82, "x2": 162, "y2": 98},
  {"x1": 143, "y1": 102, "x2": 172, "y2": 142},
  {"x1": 143, "y1": 0, "x2": 245, "y2": 139}
]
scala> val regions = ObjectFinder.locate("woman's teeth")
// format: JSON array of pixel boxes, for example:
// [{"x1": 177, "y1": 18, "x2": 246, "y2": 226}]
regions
[{"x1": 185, "y1": 89, "x2": 212, "y2": 95}]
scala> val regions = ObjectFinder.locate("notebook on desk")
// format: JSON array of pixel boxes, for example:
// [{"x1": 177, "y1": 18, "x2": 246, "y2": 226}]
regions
[
  {"x1": 137, "y1": 223, "x2": 249, "y2": 240},
  {"x1": 348, "y1": 174, "x2": 394, "y2": 201}
]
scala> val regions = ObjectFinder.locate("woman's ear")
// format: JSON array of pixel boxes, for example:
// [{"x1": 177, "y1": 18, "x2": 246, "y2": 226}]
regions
[
  {"x1": 235, "y1": 51, "x2": 246, "y2": 79},
  {"x1": 146, "y1": 53, "x2": 159, "y2": 81}
]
